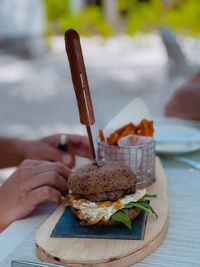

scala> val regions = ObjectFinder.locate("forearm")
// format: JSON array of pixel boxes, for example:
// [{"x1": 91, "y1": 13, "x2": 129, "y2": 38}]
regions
[
  {"x1": 165, "y1": 83, "x2": 200, "y2": 121},
  {"x1": 0, "y1": 201, "x2": 12, "y2": 233},
  {"x1": 0, "y1": 137, "x2": 26, "y2": 168}
]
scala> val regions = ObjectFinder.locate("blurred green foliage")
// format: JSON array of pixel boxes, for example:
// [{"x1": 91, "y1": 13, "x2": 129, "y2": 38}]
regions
[
  {"x1": 44, "y1": 0, "x2": 200, "y2": 36},
  {"x1": 121, "y1": 0, "x2": 162, "y2": 35},
  {"x1": 44, "y1": 0, "x2": 113, "y2": 37},
  {"x1": 164, "y1": 0, "x2": 200, "y2": 36},
  {"x1": 59, "y1": 5, "x2": 114, "y2": 37},
  {"x1": 121, "y1": 0, "x2": 200, "y2": 36}
]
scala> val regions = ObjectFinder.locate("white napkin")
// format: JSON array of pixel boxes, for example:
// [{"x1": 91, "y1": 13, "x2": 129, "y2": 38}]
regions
[
  {"x1": 102, "y1": 97, "x2": 152, "y2": 140},
  {"x1": 118, "y1": 134, "x2": 153, "y2": 147},
  {"x1": 104, "y1": 97, "x2": 152, "y2": 131}
]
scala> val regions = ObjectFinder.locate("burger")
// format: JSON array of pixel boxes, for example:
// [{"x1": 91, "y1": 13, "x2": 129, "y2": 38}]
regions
[{"x1": 68, "y1": 161, "x2": 157, "y2": 229}]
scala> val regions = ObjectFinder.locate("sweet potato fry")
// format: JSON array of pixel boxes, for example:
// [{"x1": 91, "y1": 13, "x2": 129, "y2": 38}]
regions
[
  {"x1": 102, "y1": 118, "x2": 154, "y2": 146},
  {"x1": 120, "y1": 124, "x2": 135, "y2": 138},
  {"x1": 107, "y1": 132, "x2": 119, "y2": 146},
  {"x1": 148, "y1": 121, "x2": 154, "y2": 137},
  {"x1": 99, "y1": 129, "x2": 105, "y2": 142},
  {"x1": 115, "y1": 123, "x2": 133, "y2": 136},
  {"x1": 141, "y1": 119, "x2": 149, "y2": 136}
]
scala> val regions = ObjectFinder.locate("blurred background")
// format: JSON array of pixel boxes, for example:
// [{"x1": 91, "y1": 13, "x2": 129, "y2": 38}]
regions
[{"x1": 0, "y1": 0, "x2": 200, "y2": 140}]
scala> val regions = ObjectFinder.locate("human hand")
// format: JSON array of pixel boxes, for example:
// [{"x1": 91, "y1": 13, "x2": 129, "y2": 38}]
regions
[
  {"x1": 164, "y1": 71, "x2": 200, "y2": 120},
  {"x1": 0, "y1": 159, "x2": 70, "y2": 232},
  {"x1": 23, "y1": 134, "x2": 92, "y2": 169}
]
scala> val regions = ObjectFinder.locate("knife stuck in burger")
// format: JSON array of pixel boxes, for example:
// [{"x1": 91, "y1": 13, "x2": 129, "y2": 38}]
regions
[{"x1": 64, "y1": 29, "x2": 157, "y2": 230}]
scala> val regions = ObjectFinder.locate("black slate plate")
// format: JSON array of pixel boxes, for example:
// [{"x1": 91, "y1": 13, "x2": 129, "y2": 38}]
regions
[{"x1": 51, "y1": 207, "x2": 147, "y2": 240}]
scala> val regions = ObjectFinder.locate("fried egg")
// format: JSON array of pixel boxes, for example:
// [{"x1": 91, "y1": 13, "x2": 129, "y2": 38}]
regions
[{"x1": 70, "y1": 188, "x2": 146, "y2": 225}]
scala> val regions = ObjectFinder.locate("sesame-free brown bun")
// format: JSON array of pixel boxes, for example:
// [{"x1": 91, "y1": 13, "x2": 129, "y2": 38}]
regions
[{"x1": 68, "y1": 160, "x2": 137, "y2": 201}]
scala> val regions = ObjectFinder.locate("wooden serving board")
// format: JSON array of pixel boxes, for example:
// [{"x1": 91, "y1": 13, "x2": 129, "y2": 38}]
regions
[{"x1": 35, "y1": 157, "x2": 168, "y2": 267}]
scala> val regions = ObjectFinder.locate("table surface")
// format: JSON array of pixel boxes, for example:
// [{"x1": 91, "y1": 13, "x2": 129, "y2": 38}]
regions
[{"x1": 1, "y1": 118, "x2": 200, "y2": 267}]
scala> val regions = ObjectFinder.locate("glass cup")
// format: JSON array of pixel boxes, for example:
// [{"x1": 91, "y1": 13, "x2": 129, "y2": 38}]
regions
[{"x1": 97, "y1": 138, "x2": 156, "y2": 189}]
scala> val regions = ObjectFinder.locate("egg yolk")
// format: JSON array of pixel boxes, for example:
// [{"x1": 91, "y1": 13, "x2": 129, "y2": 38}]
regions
[
  {"x1": 114, "y1": 200, "x2": 124, "y2": 210},
  {"x1": 97, "y1": 201, "x2": 112, "y2": 207}
]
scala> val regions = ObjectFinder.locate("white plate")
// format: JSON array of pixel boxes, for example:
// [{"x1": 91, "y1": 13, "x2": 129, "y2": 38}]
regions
[{"x1": 154, "y1": 121, "x2": 200, "y2": 154}]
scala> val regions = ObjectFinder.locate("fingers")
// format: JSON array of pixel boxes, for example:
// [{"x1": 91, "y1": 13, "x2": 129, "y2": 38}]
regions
[
  {"x1": 41, "y1": 134, "x2": 61, "y2": 148},
  {"x1": 67, "y1": 134, "x2": 92, "y2": 159},
  {"x1": 36, "y1": 133, "x2": 92, "y2": 164},
  {"x1": 41, "y1": 145, "x2": 75, "y2": 168},
  {"x1": 28, "y1": 171, "x2": 68, "y2": 196},
  {"x1": 17, "y1": 161, "x2": 71, "y2": 195},
  {"x1": 0, "y1": 159, "x2": 72, "y2": 226},
  {"x1": 61, "y1": 154, "x2": 75, "y2": 168},
  {"x1": 20, "y1": 159, "x2": 44, "y2": 167},
  {"x1": 28, "y1": 186, "x2": 62, "y2": 206},
  {"x1": 29, "y1": 161, "x2": 71, "y2": 178},
  {"x1": 32, "y1": 137, "x2": 76, "y2": 168}
]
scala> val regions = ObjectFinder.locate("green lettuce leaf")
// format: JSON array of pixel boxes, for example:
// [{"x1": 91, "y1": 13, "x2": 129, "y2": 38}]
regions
[
  {"x1": 138, "y1": 194, "x2": 157, "y2": 202},
  {"x1": 111, "y1": 194, "x2": 158, "y2": 230},
  {"x1": 137, "y1": 202, "x2": 158, "y2": 218},
  {"x1": 111, "y1": 210, "x2": 131, "y2": 230}
]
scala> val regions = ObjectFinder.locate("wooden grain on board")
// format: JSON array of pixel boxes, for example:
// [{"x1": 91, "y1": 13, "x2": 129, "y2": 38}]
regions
[{"x1": 35, "y1": 157, "x2": 168, "y2": 266}]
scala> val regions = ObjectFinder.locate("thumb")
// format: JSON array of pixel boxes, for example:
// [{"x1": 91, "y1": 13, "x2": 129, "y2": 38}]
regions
[{"x1": 61, "y1": 153, "x2": 75, "y2": 168}]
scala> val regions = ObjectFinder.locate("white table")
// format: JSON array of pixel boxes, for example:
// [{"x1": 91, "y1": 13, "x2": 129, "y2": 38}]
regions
[{"x1": 1, "y1": 120, "x2": 200, "y2": 267}]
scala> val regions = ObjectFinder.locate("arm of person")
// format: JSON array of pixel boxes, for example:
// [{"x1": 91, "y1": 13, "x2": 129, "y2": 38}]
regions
[
  {"x1": 164, "y1": 71, "x2": 200, "y2": 120},
  {"x1": 0, "y1": 134, "x2": 92, "y2": 169},
  {"x1": 0, "y1": 137, "x2": 25, "y2": 168}
]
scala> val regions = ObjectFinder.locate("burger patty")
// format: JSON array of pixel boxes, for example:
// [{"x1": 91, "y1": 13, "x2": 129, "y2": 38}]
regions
[
  {"x1": 73, "y1": 186, "x2": 136, "y2": 202},
  {"x1": 71, "y1": 206, "x2": 141, "y2": 226}
]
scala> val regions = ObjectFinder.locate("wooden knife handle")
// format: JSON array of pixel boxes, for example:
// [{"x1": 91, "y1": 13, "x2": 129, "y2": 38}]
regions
[{"x1": 65, "y1": 29, "x2": 95, "y2": 126}]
